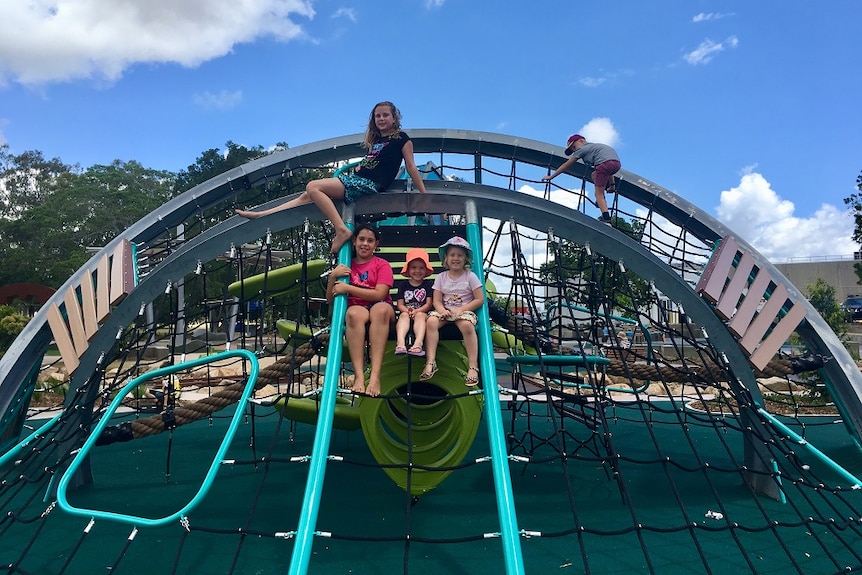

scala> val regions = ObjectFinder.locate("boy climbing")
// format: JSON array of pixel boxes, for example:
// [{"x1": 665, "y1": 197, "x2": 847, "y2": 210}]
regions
[{"x1": 542, "y1": 134, "x2": 621, "y2": 225}]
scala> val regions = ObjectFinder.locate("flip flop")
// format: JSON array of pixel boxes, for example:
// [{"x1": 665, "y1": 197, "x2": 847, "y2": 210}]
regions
[
  {"x1": 394, "y1": 345, "x2": 408, "y2": 355},
  {"x1": 419, "y1": 361, "x2": 438, "y2": 381},
  {"x1": 407, "y1": 345, "x2": 425, "y2": 357}
]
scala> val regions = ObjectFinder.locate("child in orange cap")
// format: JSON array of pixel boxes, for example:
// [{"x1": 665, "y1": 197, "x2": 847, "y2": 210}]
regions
[
  {"x1": 542, "y1": 134, "x2": 621, "y2": 224},
  {"x1": 394, "y1": 248, "x2": 435, "y2": 356}
]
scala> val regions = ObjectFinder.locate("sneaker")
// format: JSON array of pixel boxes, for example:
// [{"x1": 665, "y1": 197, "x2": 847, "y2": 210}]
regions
[{"x1": 598, "y1": 214, "x2": 612, "y2": 225}]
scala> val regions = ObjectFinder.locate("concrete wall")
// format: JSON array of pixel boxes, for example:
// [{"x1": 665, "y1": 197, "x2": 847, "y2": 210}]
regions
[{"x1": 774, "y1": 260, "x2": 861, "y2": 302}]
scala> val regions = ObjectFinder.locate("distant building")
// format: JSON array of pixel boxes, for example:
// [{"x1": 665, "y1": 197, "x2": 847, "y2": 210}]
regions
[
  {"x1": 0, "y1": 283, "x2": 56, "y2": 317},
  {"x1": 773, "y1": 255, "x2": 859, "y2": 302}
]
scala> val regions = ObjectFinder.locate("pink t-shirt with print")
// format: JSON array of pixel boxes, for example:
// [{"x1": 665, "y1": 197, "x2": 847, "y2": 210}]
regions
[{"x1": 347, "y1": 256, "x2": 394, "y2": 308}]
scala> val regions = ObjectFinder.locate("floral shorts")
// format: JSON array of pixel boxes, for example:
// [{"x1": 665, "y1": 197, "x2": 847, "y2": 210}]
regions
[
  {"x1": 338, "y1": 173, "x2": 379, "y2": 204},
  {"x1": 428, "y1": 310, "x2": 478, "y2": 326}
]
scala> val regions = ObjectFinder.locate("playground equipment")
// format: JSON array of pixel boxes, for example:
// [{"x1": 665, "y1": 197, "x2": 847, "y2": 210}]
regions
[{"x1": 2, "y1": 130, "x2": 862, "y2": 574}]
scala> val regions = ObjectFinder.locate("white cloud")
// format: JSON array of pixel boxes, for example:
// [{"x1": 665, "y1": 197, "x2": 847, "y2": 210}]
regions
[
  {"x1": 692, "y1": 12, "x2": 734, "y2": 23},
  {"x1": 331, "y1": 7, "x2": 357, "y2": 22},
  {"x1": 579, "y1": 76, "x2": 606, "y2": 88},
  {"x1": 193, "y1": 89, "x2": 243, "y2": 111},
  {"x1": 578, "y1": 117, "x2": 620, "y2": 148},
  {"x1": 684, "y1": 36, "x2": 739, "y2": 65},
  {"x1": 0, "y1": 0, "x2": 315, "y2": 85},
  {"x1": 716, "y1": 172, "x2": 857, "y2": 262},
  {"x1": 424, "y1": 0, "x2": 446, "y2": 8}
]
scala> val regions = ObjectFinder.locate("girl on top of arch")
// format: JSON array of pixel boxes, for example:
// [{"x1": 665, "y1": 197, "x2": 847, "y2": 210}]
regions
[{"x1": 235, "y1": 101, "x2": 428, "y2": 254}]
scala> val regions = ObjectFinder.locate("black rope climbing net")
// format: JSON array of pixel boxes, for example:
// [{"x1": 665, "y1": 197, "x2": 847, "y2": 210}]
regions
[{"x1": 2, "y1": 159, "x2": 862, "y2": 575}]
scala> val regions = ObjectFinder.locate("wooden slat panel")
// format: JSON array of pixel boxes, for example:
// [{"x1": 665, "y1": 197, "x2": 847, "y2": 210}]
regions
[
  {"x1": 727, "y1": 269, "x2": 771, "y2": 338},
  {"x1": 738, "y1": 285, "x2": 790, "y2": 353},
  {"x1": 715, "y1": 252, "x2": 755, "y2": 320},
  {"x1": 46, "y1": 303, "x2": 79, "y2": 374},
  {"x1": 63, "y1": 288, "x2": 87, "y2": 357},
  {"x1": 749, "y1": 302, "x2": 806, "y2": 370},
  {"x1": 96, "y1": 252, "x2": 111, "y2": 322},
  {"x1": 80, "y1": 270, "x2": 98, "y2": 339},
  {"x1": 109, "y1": 240, "x2": 135, "y2": 305},
  {"x1": 695, "y1": 236, "x2": 739, "y2": 304}
]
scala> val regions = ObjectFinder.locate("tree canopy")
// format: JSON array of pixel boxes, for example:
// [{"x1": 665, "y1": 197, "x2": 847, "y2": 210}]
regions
[
  {"x1": 0, "y1": 141, "x2": 307, "y2": 289},
  {"x1": 0, "y1": 158, "x2": 174, "y2": 287},
  {"x1": 842, "y1": 170, "x2": 862, "y2": 283},
  {"x1": 537, "y1": 217, "x2": 654, "y2": 320}
]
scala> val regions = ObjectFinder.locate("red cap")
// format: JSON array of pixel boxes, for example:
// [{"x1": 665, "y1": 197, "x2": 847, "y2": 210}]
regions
[{"x1": 564, "y1": 134, "x2": 585, "y2": 156}]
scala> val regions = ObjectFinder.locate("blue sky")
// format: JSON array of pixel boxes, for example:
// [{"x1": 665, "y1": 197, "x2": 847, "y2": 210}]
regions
[{"x1": 1, "y1": 0, "x2": 860, "y2": 263}]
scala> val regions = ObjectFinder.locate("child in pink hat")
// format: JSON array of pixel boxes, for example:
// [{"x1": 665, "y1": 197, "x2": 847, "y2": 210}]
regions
[
  {"x1": 421, "y1": 237, "x2": 485, "y2": 386},
  {"x1": 394, "y1": 248, "x2": 435, "y2": 356}
]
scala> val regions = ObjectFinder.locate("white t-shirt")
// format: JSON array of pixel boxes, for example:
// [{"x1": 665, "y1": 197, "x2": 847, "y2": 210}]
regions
[{"x1": 432, "y1": 269, "x2": 482, "y2": 310}]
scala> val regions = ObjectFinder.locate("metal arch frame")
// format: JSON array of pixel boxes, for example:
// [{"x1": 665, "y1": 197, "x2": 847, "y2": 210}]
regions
[
  {"x1": 47, "y1": 184, "x2": 764, "y2": 414},
  {"x1": 2, "y1": 129, "x2": 860, "y2": 445},
  {"x1": 37, "y1": 184, "x2": 771, "y2": 489}
]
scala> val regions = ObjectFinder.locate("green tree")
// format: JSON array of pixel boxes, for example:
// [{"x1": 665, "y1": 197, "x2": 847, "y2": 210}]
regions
[
  {"x1": 173, "y1": 141, "x2": 275, "y2": 195},
  {"x1": 806, "y1": 277, "x2": 846, "y2": 339},
  {"x1": 0, "y1": 143, "x2": 73, "y2": 219},
  {"x1": 171, "y1": 142, "x2": 334, "y2": 327},
  {"x1": 538, "y1": 217, "x2": 653, "y2": 319},
  {"x1": 843, "y1": 171, "x2": 862, "y2": 283},
  {"x1": 0, "y1": 160, "x2": 175, "y2": 287},
  {"x1": 0, "y1": 304, "x2": 30, "y2": 355}
]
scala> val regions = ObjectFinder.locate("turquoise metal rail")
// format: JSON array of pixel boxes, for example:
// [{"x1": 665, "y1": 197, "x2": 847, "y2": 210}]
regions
[
  {"x1": 757, "y1": 407, "x2": 862, "y2": 489},
  {"x1": 0, "y1": 412, "x2": 62, "y2": 467},
  {"x1": 56, "y1": 348, "x2": 259, "y2": 527},
  {"x1": 287, "y1": 218, "x2": 352, "y2": 575},
  {"x1": 465, "y1": 203, "x2": 526, "y2": 575}
]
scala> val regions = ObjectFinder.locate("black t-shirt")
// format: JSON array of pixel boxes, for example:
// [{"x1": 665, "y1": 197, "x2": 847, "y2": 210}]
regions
[
  {"x1": 396, "y1": 279, "x2": 433, "y2": 310},
  {"x1": 355, "y1": 131, "x2": 410, "y2": 191}
]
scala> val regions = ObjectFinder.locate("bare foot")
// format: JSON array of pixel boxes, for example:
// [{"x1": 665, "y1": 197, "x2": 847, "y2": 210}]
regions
[
  {"x1": 351, "y1": 373, "x2": 366, "y2": 394},
  {"x1": 330, "y1": 228, "x2": 354, "y2": 254},
  {"x1": 235, "y1": 209, "x2": 261, "y2": 219},
  {"x1": 365, "y1": 380, "x2": 381, "y2": 397}
]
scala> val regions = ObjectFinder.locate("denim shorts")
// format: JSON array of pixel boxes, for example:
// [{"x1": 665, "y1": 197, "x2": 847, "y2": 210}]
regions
[{"x1": 338, "y1": 173, "x2": 379, "y2": 204}]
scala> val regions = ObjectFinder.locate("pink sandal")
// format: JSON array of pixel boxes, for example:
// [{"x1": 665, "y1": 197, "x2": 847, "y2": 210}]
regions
[
  {"x1": 407, "y1": 345, "x2": 425, "y2": 357},
  {"x1": 394, "y1": 345, "x2": 408, "y2": 355}
]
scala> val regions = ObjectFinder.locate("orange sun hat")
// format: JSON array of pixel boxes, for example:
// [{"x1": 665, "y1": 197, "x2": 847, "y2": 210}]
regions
[{"x1": 401, "y1": 248, "x2": 434, "y2": 277}]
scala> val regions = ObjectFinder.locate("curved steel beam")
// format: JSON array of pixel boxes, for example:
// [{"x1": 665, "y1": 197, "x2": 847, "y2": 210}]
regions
[
  {"x1": 2, "y1": 130, "x2": 860, "y2": 445},
  {"x1": 71, "y1": 184, "x2": 763, "y2": 410}
]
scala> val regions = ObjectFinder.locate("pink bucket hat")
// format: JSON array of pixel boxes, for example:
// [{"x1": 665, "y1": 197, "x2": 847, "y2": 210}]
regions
[
  {"x1": 401, "y1": 248, "x2": 434, "y2": 277},
  {"x1": 438, "y1": 236, "x2": 473, "y2": 266}
]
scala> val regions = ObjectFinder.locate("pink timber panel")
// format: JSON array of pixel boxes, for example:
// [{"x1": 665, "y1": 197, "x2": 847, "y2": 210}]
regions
[{"x1": 697, "y1": 236, "x2": 806, "y2": 372}]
